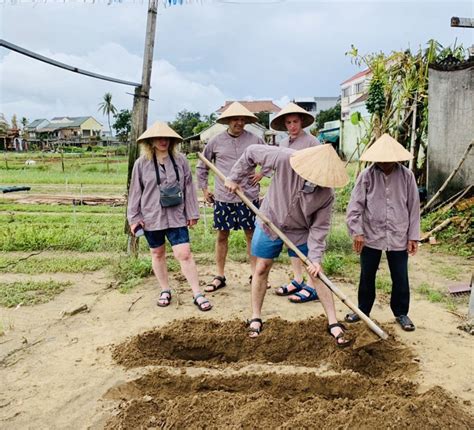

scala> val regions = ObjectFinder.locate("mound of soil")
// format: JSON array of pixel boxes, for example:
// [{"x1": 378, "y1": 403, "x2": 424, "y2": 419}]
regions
[
  {"x1": 104, "y1": 370, "x2": 472, "y2": 430},
  {"x1": 112, "y1": 316, "x2": 416, "y2": 378}
]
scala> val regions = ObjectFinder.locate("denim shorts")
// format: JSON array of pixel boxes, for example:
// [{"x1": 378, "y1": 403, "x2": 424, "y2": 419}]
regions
[
  {"x1": 144, "y1": 226, "x2": 190, "y2": 249},
  {"x1": 251, "y1": 223, "x2": 308, "y2": 259},
  {"x1": 213, "y1": 199, "x2": 259, "y2": 231}
]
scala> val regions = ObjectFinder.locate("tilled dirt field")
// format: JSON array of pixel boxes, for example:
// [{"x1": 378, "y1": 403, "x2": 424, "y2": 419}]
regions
[{"x1": 106, "y1": 317, "x2": 472, "y2": 430}]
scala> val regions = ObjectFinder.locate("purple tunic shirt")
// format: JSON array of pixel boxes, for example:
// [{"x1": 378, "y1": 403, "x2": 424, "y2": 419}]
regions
[
  {"x1": 228, "y1": 145, "x2": 334, "y2": 263},
  {"x1": 346, "y1": 164, "x2": 420, "y2": 251},
  {"x1": 279, "y1": 131, "x2": 320, "y2": 150},
  {"x1": 196, "y1": 130, "x2": 267, "y2": 203},
  {"x1": 127, "y1": 153, "x2": 200, "y2": 231}
]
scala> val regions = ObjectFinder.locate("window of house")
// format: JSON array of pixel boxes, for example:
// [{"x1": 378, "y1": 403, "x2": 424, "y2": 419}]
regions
[
  {"x1": 342, "y1": 87, "x2": 350, "y2": 97},
  {"x1": 355, "y1": 82, "x2": 364, "y2": 94}
]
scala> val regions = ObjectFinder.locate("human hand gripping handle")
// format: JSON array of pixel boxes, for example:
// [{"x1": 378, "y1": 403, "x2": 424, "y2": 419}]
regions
[{"x1": 224, "y1": 178, "x2": 241, "y2": 193}]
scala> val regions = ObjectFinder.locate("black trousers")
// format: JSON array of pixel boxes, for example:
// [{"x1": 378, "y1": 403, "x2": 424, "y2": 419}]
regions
[{"x1": 358, "y1": 246, "x2": 410, "y2": 317}]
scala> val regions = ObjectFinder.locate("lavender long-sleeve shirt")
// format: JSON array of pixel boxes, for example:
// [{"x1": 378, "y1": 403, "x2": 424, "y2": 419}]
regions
[
  {"x1": 127, "y1": 153, "x2": 200, "y2": 231},
  {"x1": 346, "y1": 164, "x2": 420, "y2": 251},
  {"x1": 279, "y1": 131, "x2": 320, "y2": 150},
  {"x1": 228, "y1": 145, "x2": 334, "y2": 263},
  {"x1": 196, "y1": 130, "x2": 267, "y2": 203}
]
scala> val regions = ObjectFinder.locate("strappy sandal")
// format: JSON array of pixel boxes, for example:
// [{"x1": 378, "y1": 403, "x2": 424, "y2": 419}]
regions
[
  {"x1": 247, "y1": 318, "x2": 263, "y2": 338},
  {"x1": 275, "y1": 279, "x2": 304, "y2": 296},
  {"x1": 193, "y1": 293, "x2": 212, "y2": 312},
  {"x1": 327, "y1": 322, "x2": 353, "y2": 348},
  {"x1": 157, "y1": 290, "x2": 171, "y2": 307},
  {"x1": 205, "y1": 275, "x2": 226, "y2": 292},
  {"x1": 288, "y1": 285, "x2": 319, "y2": 303}
]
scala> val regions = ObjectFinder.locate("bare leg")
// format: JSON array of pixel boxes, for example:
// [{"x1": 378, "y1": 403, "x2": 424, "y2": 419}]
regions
[
  {"x1": 309, "y1": 275, "x2": 346, "y2": 341},
  {"x1": 150, "y1": 245, "x2": 170, "y2": 306},
  {"x1": 290, "y1": 256, "x2": 304, "y2": 284},
  {"x1": 244, "y1": 229, "x2": 256, "y2": 275},
  {"x1": 249, "y1": 257, "x2": 273, "y2": 337},
  {"x1": 173, "y1": 243, "x2": 211, "y2": 310}
]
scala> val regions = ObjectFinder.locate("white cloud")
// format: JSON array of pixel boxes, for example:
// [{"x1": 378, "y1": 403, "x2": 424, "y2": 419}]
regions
[{"x1": 0, "y1": 42, "x2": 227, "y2": 127}]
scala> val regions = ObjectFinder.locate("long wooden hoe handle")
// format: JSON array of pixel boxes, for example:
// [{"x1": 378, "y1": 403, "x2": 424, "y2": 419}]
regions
[{"x1": 198, "y1": 153, "x2": 388, "y2": 341}]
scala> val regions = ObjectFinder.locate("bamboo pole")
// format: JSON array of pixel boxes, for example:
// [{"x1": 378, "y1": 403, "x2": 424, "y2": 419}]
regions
[
  {"x1": 422, "y1": 141, "x2": 473, "y2": 214},
  {"x1": 198, "y1": 153, "x2": 388, "y2": 341}
]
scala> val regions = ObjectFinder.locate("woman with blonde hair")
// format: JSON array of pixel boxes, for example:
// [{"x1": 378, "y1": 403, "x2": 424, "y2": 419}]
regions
[{"x1": 127, "y1": 121, "x2": 212, "y2": 311}]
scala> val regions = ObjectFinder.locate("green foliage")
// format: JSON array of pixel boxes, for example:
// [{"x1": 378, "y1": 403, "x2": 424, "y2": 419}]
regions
[
  {"x1": 255, "y1": 111, "x2": 270, "y2": 129},
  {"x1": 0, "y1": 212, "x2": 129, "y2": 252},
  {"x1": 112, "y1": 256, "x2": 153, "y2": 293},
  {"x1": 0, "y1": 280, "x2": 72, "y2": 307},
  {"x1": 416, "y1": 282, "x2": 444, "y2": 303},
  {"x1": 0, "y1": 255, "x2": 112, "y2": 274},
  {"x1": 170, "y1": 110, "x2": 216, "y2": 139},
  {"x1": 113, "y1": 109, "x2": 132, "y2": 142},
  {"x1": 314, "y1": 103, "x2": 341, "y2": 131},
  {"x1": 366, "y1": 78, "x2": 386, "y2": 116},
  {"x1": 375, "y1": 276, "x2": 392, "y2": 294}
]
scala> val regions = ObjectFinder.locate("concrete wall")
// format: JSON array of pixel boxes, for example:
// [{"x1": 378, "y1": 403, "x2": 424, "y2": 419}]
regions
[{"x1": 427, "y1": 66, "x2": 474, "y2": 197}]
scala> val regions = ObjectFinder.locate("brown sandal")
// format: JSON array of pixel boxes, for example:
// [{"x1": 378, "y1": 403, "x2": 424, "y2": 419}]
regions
[
  {"x1": 327, "y1": 323, "x2": 353, "y2": 348},
  {"x1": 205, "y1": 275, "x2": 226, "y2": 292}
]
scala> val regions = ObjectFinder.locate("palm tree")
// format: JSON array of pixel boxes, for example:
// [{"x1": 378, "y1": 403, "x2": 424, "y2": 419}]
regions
[{"x1": 98, "y1": 92, "x2": 117, "y2": 146}]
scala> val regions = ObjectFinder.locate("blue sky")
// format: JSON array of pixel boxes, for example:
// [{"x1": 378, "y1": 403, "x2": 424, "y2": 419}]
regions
[{"x1": 1, "y1": 0, "x2": 472, "y2": 128}]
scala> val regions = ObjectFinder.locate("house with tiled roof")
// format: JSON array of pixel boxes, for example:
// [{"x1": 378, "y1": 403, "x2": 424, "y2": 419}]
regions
[
  {"x1": 216, "y1": 100, "x2": 281, "y2": 114},
  {"x1": 26, "y1": 116, "x2": 102, "y2": 140}
]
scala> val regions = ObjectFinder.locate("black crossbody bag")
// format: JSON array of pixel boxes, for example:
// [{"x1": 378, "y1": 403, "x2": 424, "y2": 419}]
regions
[{"x1": 152, "y1": 153, "x2": 183, "y2": 207}]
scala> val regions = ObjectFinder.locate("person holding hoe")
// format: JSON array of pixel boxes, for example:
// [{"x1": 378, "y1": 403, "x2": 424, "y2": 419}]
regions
[
  {"x1": 271, "y1": 102, "x2": 321, "y2": 304},
  {"x1": 197, "y1": 102, "x2": 269, "y2": 293},
  {"x1": 345, "y1": 133, "x2": 420, "y2": 331},
  {"x1": 225, "y1": 143, "x2": 353, "y2": 347},
  {"x1": 127, "y1": 121, "x2": 212, "y2": 312}
]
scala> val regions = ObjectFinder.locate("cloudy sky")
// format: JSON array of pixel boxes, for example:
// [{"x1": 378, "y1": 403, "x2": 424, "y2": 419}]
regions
[{"x1": 1, "y1": 0, "x2": 472, "y2": 129}]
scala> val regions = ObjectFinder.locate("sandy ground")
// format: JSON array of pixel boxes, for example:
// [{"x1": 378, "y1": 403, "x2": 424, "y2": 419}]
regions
[{"x1": 0, "y1": 249, "x2": 473, "y2": 429}]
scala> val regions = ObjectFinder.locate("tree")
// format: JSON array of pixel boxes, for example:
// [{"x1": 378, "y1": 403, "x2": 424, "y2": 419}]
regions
[
  {"x1": 314, "y1": 104, "x2": 341, "y2": 131},
  {"x1": 255, "y1": 111, "x2": 270, "y2": 129},
  {"x1": 169, "y1": 110, "x2": 202, "y2": 139},
  {"x1": 98, "y1": 92, "x2": 117, "y2": 144},
  {"x1": 20, "y1": 117, "x2": 29, "y2": 139},
  {"x1": 346, "y1": 40, "x2": 467, "y2": 184},
  {"x1": 11, "y1": 114, "x2": 18, "y2": 130},
  {"x1": 113, "y1": 109, "x2": 132, "y2": 142},
  {"x1": 191, "y1": 113, "x2": 217, "y2": 136}
]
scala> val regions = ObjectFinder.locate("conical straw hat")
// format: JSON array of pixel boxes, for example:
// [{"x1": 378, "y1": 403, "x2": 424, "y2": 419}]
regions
[
  {"x1": 137, "y1": 121, "x2": 183, "y2": 143},
  {"x1": 270, "y1": 102, "x2": 315, "y2": 131},
  {"x1": 360, "y1": 133, "x2": 413, "y2": 162},
  {"x1": 216, "y1": 102, "x2": 258, "y2": 125},
  {"x1": 289, "y1": 144, "x2": 349, "y2": 188}
]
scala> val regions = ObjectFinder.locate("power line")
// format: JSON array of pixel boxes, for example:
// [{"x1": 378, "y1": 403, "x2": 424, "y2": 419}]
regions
[{"x1": 0, "y1": 39, "x2": 141, "y2": 87}]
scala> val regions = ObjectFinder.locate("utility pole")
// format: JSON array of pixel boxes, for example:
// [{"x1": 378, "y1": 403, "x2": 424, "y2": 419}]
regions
[{"x1": 126, "y1": 0, "x2": 159, "y2": 255}]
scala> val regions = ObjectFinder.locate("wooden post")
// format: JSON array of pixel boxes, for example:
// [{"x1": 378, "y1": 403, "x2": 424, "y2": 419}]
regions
[{"x1": 125, "y1": 0, "x2": 159, "y2": 256}]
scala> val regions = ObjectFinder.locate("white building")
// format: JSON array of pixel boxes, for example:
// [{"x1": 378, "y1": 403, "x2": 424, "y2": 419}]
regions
[{"x1": 340, "y1": 69, "x2": 372, "y2": 160}]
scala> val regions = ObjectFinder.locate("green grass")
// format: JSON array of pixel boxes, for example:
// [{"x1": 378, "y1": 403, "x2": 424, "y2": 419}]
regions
[
  {"x1": 375, "y1": 276, "x2": 392, "y2": 294},
  {"x1": 416, "y1": 282, "x2": 445, "y2": 303},
  {"x1": 0, "y1": 211, "x2": 135, "y2": 252},
  {"x1": 0, "y1": 280, "x2": 73, "y2": 307},
  {"x1": 0, "y1": 202, "x2": 124, "y2": 214},
  {"x1": 0, "y1": 255, "x2": 113, "y2": 274},
  {"x1": 111, "y1": 256, "x2": 181, "y2": 293}
]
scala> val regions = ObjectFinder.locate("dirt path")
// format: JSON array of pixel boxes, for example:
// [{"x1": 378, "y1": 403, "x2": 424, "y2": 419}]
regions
[{"x1": 0, "y1": 251, "x2": 472, "y2": 429}]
